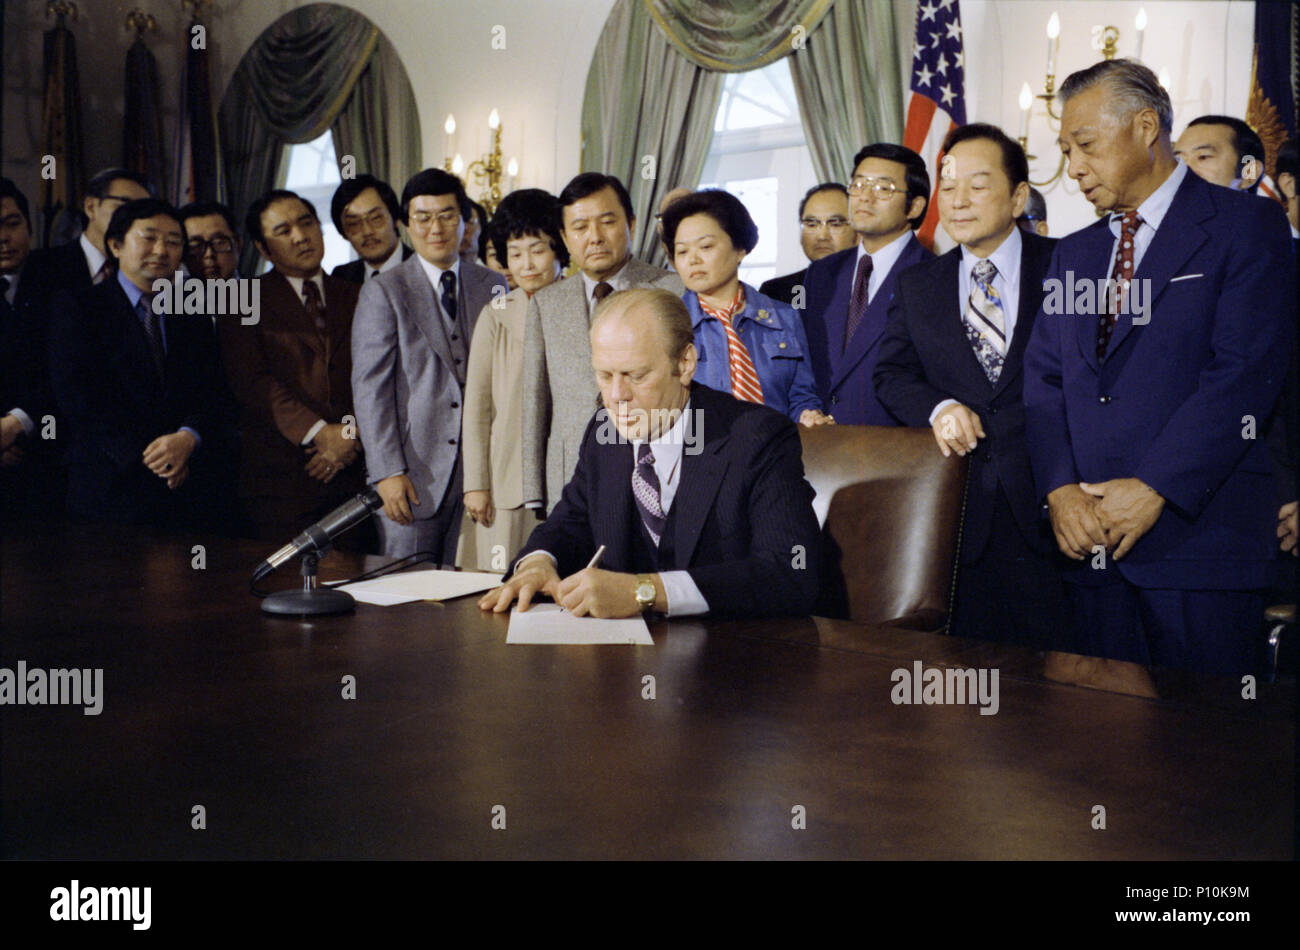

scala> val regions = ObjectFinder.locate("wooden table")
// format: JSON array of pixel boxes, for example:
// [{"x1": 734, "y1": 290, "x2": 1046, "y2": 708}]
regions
[{"x1": 1, "y1": 528, "x2": 1292, "y2": 859}]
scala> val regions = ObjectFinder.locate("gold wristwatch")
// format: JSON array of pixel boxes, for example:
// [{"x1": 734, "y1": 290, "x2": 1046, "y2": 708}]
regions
[{"x1": 634, "y1": 575, "x2": 656, "y2": 611}]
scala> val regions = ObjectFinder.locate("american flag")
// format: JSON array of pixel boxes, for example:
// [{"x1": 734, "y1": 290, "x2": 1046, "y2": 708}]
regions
[{"x1": 902, "y1": 0, "x2": 967, "y2": 251}]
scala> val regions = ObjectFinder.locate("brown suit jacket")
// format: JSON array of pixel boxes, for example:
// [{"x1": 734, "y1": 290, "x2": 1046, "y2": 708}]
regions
[{"x1": 219, "y1": 269, "x2": 362, "y2": 504}]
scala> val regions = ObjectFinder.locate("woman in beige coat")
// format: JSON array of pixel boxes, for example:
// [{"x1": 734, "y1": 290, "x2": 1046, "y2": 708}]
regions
[{"x1": 457, "y1": 190, "x2": 567, "y2": 571}]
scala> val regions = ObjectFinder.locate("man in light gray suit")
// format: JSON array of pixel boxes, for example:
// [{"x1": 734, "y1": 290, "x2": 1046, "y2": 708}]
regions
[
  {"x1": 352, "y1": 168, "x2": 509, "y2": 559},
  {"x1": 521, "y1": 173, "x2": 683, "y2": 512}
]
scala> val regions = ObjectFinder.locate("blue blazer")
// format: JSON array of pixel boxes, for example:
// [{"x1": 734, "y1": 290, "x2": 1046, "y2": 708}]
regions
[
  {"x1": 684, "y1": 283, "x2": 822, "y2": 422},
  {"x1": 802, "y1": 235, "x2": 933, "y2": 424},
  {"x1": 1023, "y1": 170, "x2": 1296, "y2": 590}
]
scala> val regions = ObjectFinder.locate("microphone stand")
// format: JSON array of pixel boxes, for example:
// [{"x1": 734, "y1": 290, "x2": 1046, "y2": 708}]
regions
[{"x1": 260, "y1": 547, "x2": 356, "y2": 616}]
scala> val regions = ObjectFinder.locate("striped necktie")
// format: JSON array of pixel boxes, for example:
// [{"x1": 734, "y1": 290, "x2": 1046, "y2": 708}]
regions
[
  {"x1": 964, "y1": 258, "x2": 1006, "y2": 382},
  {"x1": 699, "y1": 287, "x2": 763, "y2": 404}
]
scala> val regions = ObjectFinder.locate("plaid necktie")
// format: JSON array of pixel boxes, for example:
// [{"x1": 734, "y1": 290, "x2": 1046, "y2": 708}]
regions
[
  {"x1": 301, "y1": 279, "x2": 327, "y2": 333},
  {"x1": 964, "y1": 259, "x2": 1006, "y2": 382},
  {"x1": 632, "y1": 443, "x2": 666, "y2": 547},
  {"x1": 844, "y1": 253, "x2": 873, "y2": 348},
  {"x1": 1098, "y1": 211, "x2": 1142, "y2": 359},
  {"x1": 699, "y1": 287, "x2": 764, "y2": 404}
]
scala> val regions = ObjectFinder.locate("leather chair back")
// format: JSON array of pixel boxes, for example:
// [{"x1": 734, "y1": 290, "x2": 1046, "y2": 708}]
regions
[{"x1": 799, "y1": 425, "x2": 968, "y2": 630}]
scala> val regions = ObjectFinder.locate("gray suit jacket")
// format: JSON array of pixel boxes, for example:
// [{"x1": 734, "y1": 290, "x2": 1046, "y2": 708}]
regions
[
  {"x1": 520, "y1": 258, "x2": 683, "y2": 511},
  {"x1": 352, "y1": 254, "x2": 508, "y2": 516}
]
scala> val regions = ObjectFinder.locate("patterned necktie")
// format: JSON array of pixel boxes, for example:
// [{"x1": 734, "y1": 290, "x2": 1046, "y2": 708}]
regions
[
  {"x1": 440, "y1": 270, "x2": 458, "y2": 322},
  {"x1": 844, "y1": 253, "x2": 873, "y2": 348},
  {"x1": 93, "y1": 261, "x2": 110, "y2": 285},
  {"x1": 301, "y1": 280, "x2": 327, "y2": 333},
  {"x1": 699, "y1": 288, "x2": 764, "y2": 404},
  {"x1": 632, "y1": 443, "x2": 666, "y2": 547},
  {"x1": 964, "y1": 259, "x2": 1006, "y2": 382},
  {"x1": 135, "y1": 295, "x2": 165, "y2": 378},
  {"x1": 591, "y1": 280, "x2": 613, "y2": 314},
  {"x1": 1098, "y1": 211, "x2": 1142, "y2": 359}
]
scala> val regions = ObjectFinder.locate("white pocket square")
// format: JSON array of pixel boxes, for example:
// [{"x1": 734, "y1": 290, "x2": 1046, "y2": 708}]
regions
[{"x1": 1169, "y1": 273, "x2": 1204, "y2": 282}]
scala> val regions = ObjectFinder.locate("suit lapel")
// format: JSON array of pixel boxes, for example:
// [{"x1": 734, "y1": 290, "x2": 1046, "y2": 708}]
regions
[
  {"x1": 399, "y1": 257, "x2": 456, "y2": 372},
  {"x1": 922, "y1": 248, "x2": 993, "y2": 393},
  {"x1": 992, "y1": 234, "x2": 1053, "y2": 398},
  {"x1": 598, "y1": 422, "x2": 637, "y2": 569},
  {"x1": 833, "y1": 237, "x2": 920, "y2": 390},
  {"x1": 670, "y1": 397, "x2": 728, "y2": 567},
  {"x1": 1105, "y1": 174, "x2": 1210, "y2": 359},
  {"x1": 820, "y1": 250, "x2": 855, "y2": 385},
  {"x1": 265, "y1": 270, "x2": 326, "y2": 361}
]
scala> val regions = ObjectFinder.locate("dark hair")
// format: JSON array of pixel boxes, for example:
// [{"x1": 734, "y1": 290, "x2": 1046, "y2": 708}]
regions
[
  {"x1": 557, "y1": 173, "x2": 635, "y2": 226},
  {"x1": 80, "y1": 167, "x2": 155, "y2": 227},
  {"x1": 850, "y1": 143, "x2": 930, "y2": 229},
  {"x1": 0, "y1": 177, "x2": 32, "y2": 231},
  {"x1": 468, "y1": 199, "x2": 490, "y2": 262},
  {"x1": 489, "y1": 188, "x2": 570, "y2": 268},
  {"x1": 1186, "y1": 115, "x2": 1267, "y2": 193},
  {"x1": 245, "y1": 189, "x2": 318, "y2": 246},
  {"x1": 1018, "y1": 186, "x2": 1048, "y2": 225},
  {"x1": 1058, "y1": 58, "x2": 1173, "y2": 135},
  {"x1": 399, "y1": 168, "x2": 472, "y2": 224},
  {"x1": 329, "y1": 174, "x2": 401, "y2": 233},
  {"x1": 660, "y1": 189, "x2": 759, "y2": 255},
  {"x1": 797, "y1": 182, "x2": 848, "y2": 219},
  {"x1": 941, "y1": 123, "x2": 1030, "y2": 188},
  {"x1": 177, "y1": 200, "x2": 238, "y2": 236},
  {"x1": 1277, "y1": 137, "x2": 1299, "y2": 185},
  {"x1": 103, "y1": 198, "x2": 183, "y2": 265}
]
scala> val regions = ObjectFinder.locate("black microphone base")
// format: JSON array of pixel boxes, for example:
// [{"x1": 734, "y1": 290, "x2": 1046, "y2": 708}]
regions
[{"x1": 260, "y1": 588, "x2": 356, "y2": 616}]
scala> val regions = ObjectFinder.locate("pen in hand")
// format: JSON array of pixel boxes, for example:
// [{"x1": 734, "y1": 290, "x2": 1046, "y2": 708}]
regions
[{"x1": 585, "y1": 544, "x2": 606, "y2": 570}]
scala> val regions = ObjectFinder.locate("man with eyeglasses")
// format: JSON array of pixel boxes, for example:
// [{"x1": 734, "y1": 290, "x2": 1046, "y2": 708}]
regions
[
  {"x1": 47, "y1": 199, "x2": 234, "y2": 529},
  {"x1": 350, "y1": 168, "x2": 508, "y2": 559},
  {"x1": 759, "y1": 183, "x2": 855, "y2": 307},
  {"x1": 329, "y1": 175, "x2": 413, "y2": 284},
  {"x1": 178, "y1": 201, "x2": 241, "y2": 281},
  {"x1": 802, "y1": 144, "x2": 933, "y2": 425}
]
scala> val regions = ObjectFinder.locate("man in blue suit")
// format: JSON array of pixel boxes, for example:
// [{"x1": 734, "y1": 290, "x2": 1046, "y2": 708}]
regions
[
  {"x1": 803, "y1": 143, "x2": 933, "y2": 425},
  {"x1": 1023, "y1": 60, "x2": 1295, "y2": 674}
]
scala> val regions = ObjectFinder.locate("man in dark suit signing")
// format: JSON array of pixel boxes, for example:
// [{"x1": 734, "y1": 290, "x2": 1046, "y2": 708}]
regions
[
  {"x1": 481, "y1": 287, "x2": 821, "y2": 619},
  {"x1": 802, "y1": 144, "x2": 934, "y2": 424},
  {"x1": 219, "y1": 189, "x2": 368, "y2": 544},
  {"x1": 47, "y1": 198, "x2": 235, "y2": 530},
  {"x1": 1023, "y1": 59, "x2": 1295, "y2": 673},
  {"x1": 875, "y1": 124, "x2": 1071, "y2": 649}
]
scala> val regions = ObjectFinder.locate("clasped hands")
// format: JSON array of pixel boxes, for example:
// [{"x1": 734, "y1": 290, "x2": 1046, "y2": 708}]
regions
[
  {"x1": 305, "y1": 422, "x2": 359, "y2": 483},
  {"x1": 479, "y1": 554, "x2": 650, "y2": 618},
  {"x1": 1047, "y1": 479, "x2": 1164, "y2": 561}
]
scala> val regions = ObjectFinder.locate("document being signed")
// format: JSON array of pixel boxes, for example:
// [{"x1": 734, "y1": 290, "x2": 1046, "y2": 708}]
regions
[{"x1": 506, "y1": 604, "x2": 654, "y2": 645}]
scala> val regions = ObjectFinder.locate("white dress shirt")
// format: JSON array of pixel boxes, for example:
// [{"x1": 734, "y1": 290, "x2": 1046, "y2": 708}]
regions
[
  {"x1": 80, "y1": 233, "x2": 107, "y2": 283},
  {"x1": 416, "y1": 255, "x2": 462, "y2": 323},
  {"x1": 858, "y1": 229, "x2": 912, "y2": 304}
]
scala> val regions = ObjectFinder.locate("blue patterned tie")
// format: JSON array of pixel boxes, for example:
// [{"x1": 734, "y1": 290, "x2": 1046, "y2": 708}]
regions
[
  {"x1": 632, "y1": 443, "x2": 665, "y2": 547},
  {"x1": 440, "y1": 270, "x2": 457, "y2": 322},
  {"x1": 964, "y1": 259, "x2": 1006, "y2": 382}
]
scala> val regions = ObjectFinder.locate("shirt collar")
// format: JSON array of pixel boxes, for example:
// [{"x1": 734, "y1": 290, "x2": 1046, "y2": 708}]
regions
[
  {"x1": 417, "y1": 254, "x2": 460, "y2": 290},
  {"x1": 960, "y1": 224, "x2": 1021, "y2": 286},
  {"x1": 1111, "y1": 159, "x2": 1188, "y2": 233},
  {"x1": 283, "y1": 271, "x2": 325, "y2": 303},
  {"x1": 582, "y1": 258, "x2": 631, "y2": 301},
  {"x1": 116, "y1": 268, "x2": 148, "y2": 309},
  {"x1": 633, "y1": 396, "x2": 692, "y2": 452},
  {"x1": 697, "y1": 285, "x2": 745, "y2": 323},
  {"x1": 369, "y1": 244, "x2": 405, "y2": 277},
  {"x1": 858, "y1": 229, "x2": 912, "y2": 275},
  {"x1": 80, "y1": 233, "x2": 106, "y2": 280}
]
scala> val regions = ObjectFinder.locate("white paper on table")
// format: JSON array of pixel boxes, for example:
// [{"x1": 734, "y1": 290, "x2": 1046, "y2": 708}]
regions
[
  {"x1": 506, "y1": 604, "x2": 654, "y2": 645},
  {"x1": 338, "y1": 568, "x2": 504, "y2": 606}
]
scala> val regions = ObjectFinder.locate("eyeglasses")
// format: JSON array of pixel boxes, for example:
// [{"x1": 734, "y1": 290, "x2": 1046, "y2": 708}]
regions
[
  {"x1": 186, "y1": 236, "x2": 235, "y2": 256},
  {"x1": 342, "y1": 208, "x2": 392, "y2": 236},
  {"x1": 408, "y1": 209, "x2": 461, "y2": 230},
  {"x1": 800, "y1": 215, "x2": 851, "y2": 231},
  {"x1": 848, "y1": 177, "x2": 901, "y2": 200}
]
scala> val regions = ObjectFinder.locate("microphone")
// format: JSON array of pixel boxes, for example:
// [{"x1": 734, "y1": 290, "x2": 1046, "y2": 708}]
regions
[{"x1": 252, "y1": 488, "x2": 382, "y2": 582}]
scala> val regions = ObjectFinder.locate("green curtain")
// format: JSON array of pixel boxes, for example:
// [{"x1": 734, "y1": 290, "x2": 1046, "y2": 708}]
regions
[
  {"x1": 644, "y1": 0, "x2": 833, "y2": 72},
  {"x1": 788, "y1": 0, "x2": 904, "y2": 184},
  {"x1": 218, "y1": 3, "x2": 380, "y2": 275},
  {"x1": 581, "y1": 0, "x2": 723, "y2": 266},
  {"x1": 330, "y1": 31, "x2": 422, "y2": 203}
]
